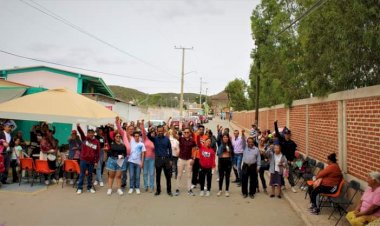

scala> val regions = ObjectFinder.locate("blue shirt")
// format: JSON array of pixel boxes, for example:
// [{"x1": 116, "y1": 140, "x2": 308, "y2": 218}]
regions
[{"x1": 148, "y1": 133, "x2": 172, "y2": 158}]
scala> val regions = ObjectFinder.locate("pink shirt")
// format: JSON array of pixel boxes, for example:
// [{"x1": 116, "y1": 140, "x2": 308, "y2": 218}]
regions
[
  {"x1": 144, "y1": 139, "x2": 155, "y2": 159},
  {"x1": 360, "y1": 186, "x2": 380, "y2": 217}
]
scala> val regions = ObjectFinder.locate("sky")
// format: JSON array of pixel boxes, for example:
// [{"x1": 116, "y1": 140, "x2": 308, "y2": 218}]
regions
[{"x1": 0, "y1": 0, "x2": 260, "y2": 95}]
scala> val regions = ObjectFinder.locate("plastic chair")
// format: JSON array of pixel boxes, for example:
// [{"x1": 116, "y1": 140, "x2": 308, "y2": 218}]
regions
[
  {"x1": 61, "y1": 160, "x2": 80, "y2": 188},
  {"x1": 18, "y1": 158, "x2": 34, "y2": 186},
  {"x1": 32, "y1": 160, "x2": 56, "y2": 186},
  {"x1": 328, "y1": 180, "x2": 361, "y2": 226},
  {"x1": 319, "y1": 179, "x2": 345, "y2": 211}
]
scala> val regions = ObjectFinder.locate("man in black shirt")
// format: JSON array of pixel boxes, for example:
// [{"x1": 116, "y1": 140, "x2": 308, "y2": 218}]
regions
[{"x1": 274, "y1": 121, "x2": 298, "y2": 193}]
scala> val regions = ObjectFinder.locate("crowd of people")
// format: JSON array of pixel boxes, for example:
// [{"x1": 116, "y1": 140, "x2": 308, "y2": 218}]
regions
[{"x1": 1, "y1": 117, "x2": 379, "y2": 225}]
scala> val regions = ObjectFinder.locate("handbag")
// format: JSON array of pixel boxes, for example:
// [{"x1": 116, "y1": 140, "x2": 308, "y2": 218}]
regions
[{"x1": 313, "y1": 178, "x2": 322, "y2": 188}]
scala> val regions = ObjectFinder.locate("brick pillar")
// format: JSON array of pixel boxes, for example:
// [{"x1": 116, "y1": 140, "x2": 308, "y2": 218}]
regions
[
  {"x1": 305, "y1": 105, "x2": 309, "y2": 156},
  {"x1": 338, "y1": 100, "x2": 348, "y2": 173}
]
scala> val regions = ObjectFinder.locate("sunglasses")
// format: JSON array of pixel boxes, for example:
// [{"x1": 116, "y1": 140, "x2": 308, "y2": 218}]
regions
[
  {"x1": 183, "y1": 131, "x2": 190, "y2": 134},
  {"x1": 115, "y1": 135, "x2": 121, "y2": 138}
]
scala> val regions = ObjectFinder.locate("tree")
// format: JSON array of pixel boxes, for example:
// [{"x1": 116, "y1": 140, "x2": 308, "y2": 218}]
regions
[{"x1": 224, "y1": 78, "x2": 248, "y2": 111}]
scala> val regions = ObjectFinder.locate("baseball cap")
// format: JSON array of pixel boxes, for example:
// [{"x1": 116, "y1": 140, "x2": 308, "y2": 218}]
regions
[
  {"x1": 283, "y1": 128, "x2": 291, "y2": 134},
  {"x1": 3, "y1": 122, "x2": 13, "y2": 127}
]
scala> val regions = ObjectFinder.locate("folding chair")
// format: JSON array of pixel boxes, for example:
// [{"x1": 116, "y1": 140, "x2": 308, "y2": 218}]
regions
[
  {"x1": 299, "y1": 158, "x2": 317, "y2": 189},
  {"x1": 18, "y1": 158, "x2": 34, "y2": 186},
  {"x1": 61, "y1": 160, "x2": 80, "y2": 188},
  {"x1": 328, "y1": 180, "x2": 361, "y2": 226},
  {"x1": 304, "y1": 162, "x2": 325, "y2": 199},
  {"x1": 32, "y1": 160, "x2": 56, "y2": 187},
  {"x1": 319, "y1": 179, "x2": 346, "y2": 212}
]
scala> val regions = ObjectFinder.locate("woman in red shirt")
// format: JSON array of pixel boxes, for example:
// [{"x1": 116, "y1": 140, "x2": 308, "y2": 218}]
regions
[
  {"x1": 199, "y1": 137, "x2": 216, "y2": 197},
  {"x1": 308, "y1": 153, "x2": 343, "y2": 215}
]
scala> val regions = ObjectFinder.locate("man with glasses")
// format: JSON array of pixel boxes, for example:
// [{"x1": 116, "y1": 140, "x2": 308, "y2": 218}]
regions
[
  {"x1": 173, "y1": 128, "x2": 197, "y2": 196},
  {"x1": 148, "y1": 125, "x2": 173, "y2": 196}
]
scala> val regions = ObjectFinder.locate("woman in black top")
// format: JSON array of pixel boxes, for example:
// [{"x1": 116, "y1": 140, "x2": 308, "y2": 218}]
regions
[
  {"x1": 105, "y1": 132, "x2": 127, "y2": 196},
  {"x1": 216, "y1": 133, "x2": 234, "y2": 197}
]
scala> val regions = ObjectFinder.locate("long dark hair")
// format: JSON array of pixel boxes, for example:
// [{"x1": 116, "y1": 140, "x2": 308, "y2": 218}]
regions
[{"x1": 221, "y1": 133, "x2": 233, "y2": 150}]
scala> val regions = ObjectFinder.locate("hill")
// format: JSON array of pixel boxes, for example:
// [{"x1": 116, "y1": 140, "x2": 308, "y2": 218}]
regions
[{"x1": 109, "y1": 85, "x2": 203, "y2": 107}]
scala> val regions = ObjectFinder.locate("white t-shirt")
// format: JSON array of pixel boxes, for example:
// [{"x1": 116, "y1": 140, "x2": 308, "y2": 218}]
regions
[
  {"x1": 274, "y1": 153, "x2": 283, "y2": 172},
  {"x1": 11, "y1": 145, "x2": 22, "y2": 160},
  {"x1": 170, "y1": 137, "x2": 179, "y2": 157},
  {"x1": 128, "y1": 139, "x2": 146, "y2": 165}
]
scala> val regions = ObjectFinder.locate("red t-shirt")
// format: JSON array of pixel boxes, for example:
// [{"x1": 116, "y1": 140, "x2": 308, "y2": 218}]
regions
[{"x1": 199, "y1": 147, "x2": 216, "y2": 169}]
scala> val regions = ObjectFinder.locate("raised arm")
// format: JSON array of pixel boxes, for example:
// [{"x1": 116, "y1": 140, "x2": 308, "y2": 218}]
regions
[
  {"x1": 76, "y1": 124, "x2": 86, "y2": 141},
  {"x1": 116, "y1": 117, "x2": 130, "y2": 153},
  {"x1": 274, "y1": 120, "x2": 284, "y2": 142},
  {"x1": 140, "y1": 119, "x2": 147, "y2": 140}
]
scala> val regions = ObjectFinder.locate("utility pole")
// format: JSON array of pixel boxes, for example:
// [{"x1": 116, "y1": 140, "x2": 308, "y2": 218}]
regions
[
  {"x1": 199, "y1": 77, "x2": 202, "y2": 105},
  {"x1": 175, "y1": 46, "x2": 193, "y2": 117},
  {"x1": 255, "y1": 60, "x2": 260, "y2": 126}
]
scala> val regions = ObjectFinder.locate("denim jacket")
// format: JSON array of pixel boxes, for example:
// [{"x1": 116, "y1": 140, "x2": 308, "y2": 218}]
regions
[{"x1": 217, "y1": 143, "x2": 234, "y2": 161}]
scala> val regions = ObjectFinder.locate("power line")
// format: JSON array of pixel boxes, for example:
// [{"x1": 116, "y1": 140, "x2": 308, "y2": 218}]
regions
[
  {"x1": 0, "y1": 49, "x2": 178, "y2": 83},
  {"x1": 19, "y1": 0, "x2": 178, "y2": 78},
  {"x1": 274, "y1": 0, "x2": 328, "y2": 38}
]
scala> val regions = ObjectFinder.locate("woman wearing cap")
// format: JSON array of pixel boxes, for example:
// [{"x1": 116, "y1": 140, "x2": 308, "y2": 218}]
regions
[
  {"x1": 346, "y1": 171, "x2": 380, "y2": 226},
  {"x1": 308, "y1": 153, "x2": 343, "y2": 215}
]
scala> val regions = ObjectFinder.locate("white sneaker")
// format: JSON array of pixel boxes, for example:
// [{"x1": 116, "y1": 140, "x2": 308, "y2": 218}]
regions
[
  {"x1": 136, "y1": 189, "x2": 141, "y2": 195},
  {"x1": 69, "y1": 179, "x2": 74, "y2": 185},
  {"x1": 99, "y1": 182, "x2": 104, "y2": 187},
  {"x1": 88, "y1": 188, "x2": 96, "y2": 194},
  {"x1": 58, "y1": 178, "x2": 64, "y2": 183},
  {"x1": 93, "y1": 181, "x2": 98, "y2": 186},
  {"x1": 225, "y1": 191, "x2": 230, "y2": 197},
  {"x1": 200, "y1": 191, "x2": 205, "y2": 197},
  {"x1": 191, "y1": 184, "x2": 195, "y2": 189},
  {"x1": 107, "y1": 189, "x2": 112, "y2": 195},
  {"x1": 117, "y1": 189, "x2": 124, "y2": 196},
  {"x1": 206, "y1": 191, "x2": 210, "y2": 197},
  {"x1": 291, "y1": 186, "x2": 297, "y2": 193},
  {"x1": 217, "y1": 191, "x2": 222, "y2": 197},
  {"x1": 128, "y1": 188, "x2": 134, "y2": 194},
  {"x1": 45, "y1": 180, "x2": 50, "y2": 185},
  {"x1": 76, "y1": 189, "x2": 82, "y2": 195},
  {"x1": 52, "y1": 179, "x2": 57, "y2": 184}
]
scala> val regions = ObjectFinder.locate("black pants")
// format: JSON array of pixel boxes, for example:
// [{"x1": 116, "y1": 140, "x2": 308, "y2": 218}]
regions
[
  {"x1": 199, "y1": 168, "x2": 212, "y2": 191},
  {"x1": 155, "y1": 157, "x2": 172, "y2": 193},
  {"x1": 172, "y1": 156, "x2": 178, "y2": 179},
  {"x1": 10, "y1": 159, "x2": 18, "y2": 182},
  {"x1": 191, "y1": 158, "x2": 200, "y2": 186},
  {"x1": 308, "y1": 185, "x2": 336, "y2": 208},
  {"x1": 218, "y1": 158, "x2": 232, "y2": 191},
  {"x1": 241, "y1": 163, "x2": 258, "y2": 196},
  {"x1": 257, "y1": 166, "x2": 268, "y2": 189}
]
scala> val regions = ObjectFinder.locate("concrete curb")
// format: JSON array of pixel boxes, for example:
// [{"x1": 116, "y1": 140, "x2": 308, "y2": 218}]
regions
[
  {"x1": 283, "y1": 192, "x2": 313, "y2": 226},
  {"x1": 229, "y1": 121, "x2": 313, "y2": 226}
]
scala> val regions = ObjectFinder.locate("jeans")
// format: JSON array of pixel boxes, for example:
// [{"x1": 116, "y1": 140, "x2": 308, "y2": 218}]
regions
[
  {"x1": 78, "y1": 160, "x2": 95, "y2": 190},
  {"x1": 199, "y1": 168, "x2": 212, "y2": 191},
  {"x1": 218, "y1": 158, "x2": 232, "y2": 191},
  {"x1": 95, "y1": 152, "x2": 104, "y2": 183},
  {"x1": 143, "y1": 158, "x2": 155, "y2": 190},
  {"x1": 121, "y1": 161, "x2": 129, "y2": 186},
  {"x1": 258, "y1": 166, "x2": 268, "y2": 189},
  {"x1": 233, "y1": 154, "x2": 243, "y2": 181},
  {"x1": 155, "y1": 157, "x2": 172, "y2": 194},
  {"x1": 129, "y1": 162, "x2": 141, "y2": 189},
  {"x1": 241, "y1": 163, "x2": 258, "y2": 196}
]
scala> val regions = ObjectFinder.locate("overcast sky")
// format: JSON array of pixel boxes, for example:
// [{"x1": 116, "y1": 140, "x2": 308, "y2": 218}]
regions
[{"x1": 0, "y1": 0, "x2": 260, "y2": 95}]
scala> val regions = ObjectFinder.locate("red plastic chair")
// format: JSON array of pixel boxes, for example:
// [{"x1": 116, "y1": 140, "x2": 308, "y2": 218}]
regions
[
  {"x1": 32, "y1": 160, "x2": 55, "y2": 186},
  {"x1": 18, "y1": 158, "x2": 34, "y2": 186},
  {"x1": 61, "y1": 160, "x2": 80, "y2": 188},
  {"x1": 319, "y1": 179, "x2": 345, "y2": 211}
]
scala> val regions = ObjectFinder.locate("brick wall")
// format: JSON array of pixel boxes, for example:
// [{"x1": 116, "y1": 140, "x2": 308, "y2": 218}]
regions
[
  {"x1": 308, "y1": 102, "x2": 339, "y2": 162},
  {"x1": 232, "y1": 85, "x2": 380, "y2": 182},
  {"x1": 346, "y1": 97, "x2": 380, "y2": 179},
  {"x1": 289, "y1": 105, "x2": 307, "y2": 155}
]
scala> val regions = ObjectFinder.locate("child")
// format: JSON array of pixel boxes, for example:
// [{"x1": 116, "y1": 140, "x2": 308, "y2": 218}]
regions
[
  {"x1": 199, "y1": 137, "x2": 216, "y2": 197},
  {"x1": 268, "y1": 144, "x2": 287, "y2": 198},
  {"x1": 11, "y1": 137, "x2": 23, "y2": 183}
]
